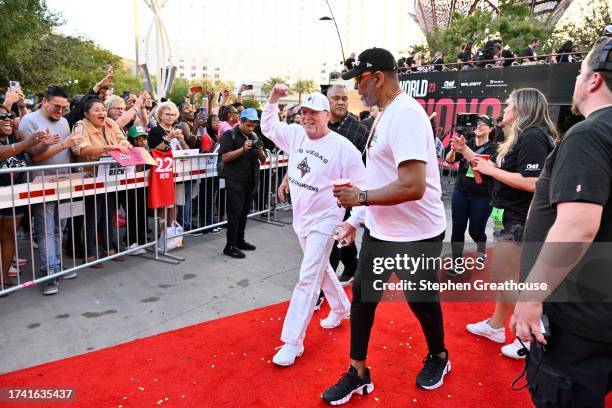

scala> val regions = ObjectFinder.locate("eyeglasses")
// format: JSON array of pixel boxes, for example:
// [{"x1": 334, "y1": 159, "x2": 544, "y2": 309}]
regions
[
  {"x1": 48, "y1": 103, "x2": 69, "y2": 112},
  {"x1": 110, "y1": 106, "x2": 125, "y2": 111},
  {"x1": 0, "y1": 113, "x2": 14, "y2": 120},
  {"x1": 476, "y1": 122, "x2": 491, "y2": 128},
  {"x1": 354, "y1": 71, "x2": 374, "y2": 86}
]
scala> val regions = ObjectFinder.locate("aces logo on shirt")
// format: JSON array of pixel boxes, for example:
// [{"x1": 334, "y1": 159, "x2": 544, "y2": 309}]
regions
[{"x1": 297, "y1": 157, "x2": 311, "y2": 177}]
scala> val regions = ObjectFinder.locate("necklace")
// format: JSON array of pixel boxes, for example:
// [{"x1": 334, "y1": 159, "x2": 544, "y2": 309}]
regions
[{"x1": 363, "y1": 88, "x2": 404, "y2": 153}]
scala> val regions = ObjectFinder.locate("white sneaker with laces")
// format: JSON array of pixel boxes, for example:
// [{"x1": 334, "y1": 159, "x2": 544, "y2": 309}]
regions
[
  {"x1": 320, "y1": 311, "x2": 350, "y2": 329},
  {"x1": 501, "y1": 338, "x2": 529, "y2": 359},
  {"x1": 127, "y1": 243, "x2": 147, "y2": 256},
  {"x1": 272, "y1": 343, "x2": 304, "y2": 366},
  {"x1": 61, "y1": 270, "x2": 78, "y2": 280},
  {"x1": 8, "y1": 265, "x2": 18, "y2": 277},
  {"x1": 466, "y1": 319, "x2": 506, "y2": 343}
]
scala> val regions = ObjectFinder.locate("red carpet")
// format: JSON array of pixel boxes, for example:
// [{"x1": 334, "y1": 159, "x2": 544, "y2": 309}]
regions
[{"x1": 0, "y1": 292, "x2": 548, "y2": 408}]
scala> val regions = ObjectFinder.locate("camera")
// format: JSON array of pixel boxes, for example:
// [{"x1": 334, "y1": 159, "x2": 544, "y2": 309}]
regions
[
  {"x1": 455, "y1": 113, "x2": 479, "y2": 138},
  {"x1": 244, "y1": 84, "x2": 253, "y2": 90},
  {"x1": 254, "y1": 139, "x2": 264, "y2": 149}
]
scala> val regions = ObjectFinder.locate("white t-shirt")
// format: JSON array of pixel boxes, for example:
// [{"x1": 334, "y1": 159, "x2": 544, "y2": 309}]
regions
[
  {"x1": 348, "y1": 93, "x2": 446, "y2": 241},
  {"x1": 261, "y1": 103, "x2": 366, "y2": 237}
]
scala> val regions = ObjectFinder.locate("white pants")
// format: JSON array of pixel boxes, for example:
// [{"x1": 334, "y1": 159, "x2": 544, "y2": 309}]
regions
[{"x1": 281, "y1": 230, "x2": 351, "y2": 346}]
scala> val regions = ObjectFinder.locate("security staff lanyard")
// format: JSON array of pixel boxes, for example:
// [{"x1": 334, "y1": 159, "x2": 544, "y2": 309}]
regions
[{"x1": 362, "y1": 88, "x2": 403, "y2": 155}]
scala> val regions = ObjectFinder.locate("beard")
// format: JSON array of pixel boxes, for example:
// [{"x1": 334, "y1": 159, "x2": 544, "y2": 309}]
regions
[{"x1": 570, "y1": 100, "x2": 582, "y2": 116}]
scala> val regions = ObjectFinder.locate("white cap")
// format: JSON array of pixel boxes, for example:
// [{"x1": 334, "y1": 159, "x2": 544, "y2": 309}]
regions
[{"x1": 299, "y1": 93, "x2": 330, "y2": 112}]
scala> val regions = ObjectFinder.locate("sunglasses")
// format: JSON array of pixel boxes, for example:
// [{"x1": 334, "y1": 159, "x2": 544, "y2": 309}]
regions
[
  {"x1": 354, "y1": 71, "x2": 374, "y2": 86},
  {"x1": 0, "y1": 113, "x2": 15, "y2": 120}
]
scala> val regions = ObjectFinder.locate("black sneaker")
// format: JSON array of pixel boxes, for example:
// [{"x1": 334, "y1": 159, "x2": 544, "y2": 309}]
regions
[
  {"x1": 321, "y1": 366, "x2": 374, "y2": 405},
  {"x1": 42, "y1": 280, "x2": 59, "y2": 296},
  {"x1": 416, "y1": 350, "x2": 451, "y2": 390},
  {"x1": 445, "y1": 268, "x2": 462, "y2": 277},
  {"x1": 338, "y1": 274, "x2": 354, "y2": 287},
  {"x1": 223, "y1": 246, "x2": 246, "y2": 259},
  {"x1": 237, "y1": 241, "x2": 256, "y2": 251}
]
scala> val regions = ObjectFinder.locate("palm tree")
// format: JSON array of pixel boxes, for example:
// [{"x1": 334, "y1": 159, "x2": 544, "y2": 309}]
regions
[
  {"x1": 262, "y1": 76, "x2": 289, "y2": 96},
  {"x1": 292, "y1": 79, "x2": 317, "y2": 102}
]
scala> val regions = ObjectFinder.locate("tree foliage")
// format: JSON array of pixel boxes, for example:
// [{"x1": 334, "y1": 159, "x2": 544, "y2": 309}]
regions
[
  {"x1": 549, "y1": 0, "x2": 611, "y2": 51},
  {"x1": 0, "y1": 0, "x2": 143, "y2": 98},
  {"x1": 292, "y1": 79, "x2": 316, "y2": 102},
  {"x1": 262, "y1": 77, "x2": 289, "y2": 95},
  {"x1": 424, "y1": 0, "x2": 553, "y2": 61}
]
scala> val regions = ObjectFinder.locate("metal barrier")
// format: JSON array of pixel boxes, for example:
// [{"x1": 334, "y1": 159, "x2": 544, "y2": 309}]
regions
[{"x1": 0, "y1": 151, "x2": 289, "y2": 296}]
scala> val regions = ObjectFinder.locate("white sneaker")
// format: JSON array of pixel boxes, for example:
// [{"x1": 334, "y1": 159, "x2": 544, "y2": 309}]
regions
[
  {"x1": 8, "y1": 265, "x2": 18, "y2": 277},
  {"x1": 501, "y1": 338, "x2": 529, "y2": 359},
  {"x1": 320, "y1": 311, "x2": 350, "y2": 329},
  {"x1": 272, "y1": 343, "x2": 304, "y2": 366},
  {"x1": 61, "y1": 270, "x2": 78, "y2": 280},
  {"x1": 127, "y1": 243, "x2": 147, "y2": 256},
  {"x1": 466, "y1": 319, "x2": 506, "y2": 343}
]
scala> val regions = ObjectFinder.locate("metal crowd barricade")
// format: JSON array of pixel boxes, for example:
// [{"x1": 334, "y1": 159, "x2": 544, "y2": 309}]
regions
[
  {"x1": 0, "y1": 159, "x2": 156, "y2": 296},
  {"x1": 0, "y1": 151, "x2": 291, "y2": 296}
]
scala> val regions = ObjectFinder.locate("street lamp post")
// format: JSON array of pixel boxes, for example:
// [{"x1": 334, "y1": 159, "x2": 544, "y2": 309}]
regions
[{"x1": 319, "y1": 0, "x2": 346, "y2": 65}]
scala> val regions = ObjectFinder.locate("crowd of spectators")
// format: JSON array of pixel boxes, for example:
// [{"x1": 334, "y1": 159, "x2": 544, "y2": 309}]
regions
[
  {"x1": 389, "y1": 37, "x2": 588, "y2": 74},
  {"x1": 0, "y1": 70, "x2": 273, "y2": 296}
]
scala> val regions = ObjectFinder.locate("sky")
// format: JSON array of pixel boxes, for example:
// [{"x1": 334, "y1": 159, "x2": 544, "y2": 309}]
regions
[
  {"x1": 46, "y1": 0, "x2": 424, "y2": 84},
  {"x1": 46, "y1": 0, "x2": 594, "y2": 84}
]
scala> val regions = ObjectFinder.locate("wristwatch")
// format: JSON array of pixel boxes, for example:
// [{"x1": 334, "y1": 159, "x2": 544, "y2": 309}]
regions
[{"x1": 358, "y1": 190, "x2": 368, "y2": 206}]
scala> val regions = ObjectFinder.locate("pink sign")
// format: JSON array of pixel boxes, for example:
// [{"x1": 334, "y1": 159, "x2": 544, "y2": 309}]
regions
[{"x1": 109, "y1": 147, "x2": 156, "y2": 166}]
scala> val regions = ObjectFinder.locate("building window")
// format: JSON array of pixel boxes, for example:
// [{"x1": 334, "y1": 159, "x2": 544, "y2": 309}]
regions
[
  {"x1": 179, "y1": 65, "x2": 184, "y2": 70},
  {"x1": 180, "y1": 73, "x2": 185, "y2": 78},
  {"x1": 214, "y1": 74, "x2": 220, "y2": 79},
  {"x1": 191, "y1": 66, "x2": 196, "y2": 70},
  {"x1": 202, "y1": 66, "x2": 207, "y2": 71},
  {"x1": 191, "y1": 73, "x2": 196, "y2": 78}
]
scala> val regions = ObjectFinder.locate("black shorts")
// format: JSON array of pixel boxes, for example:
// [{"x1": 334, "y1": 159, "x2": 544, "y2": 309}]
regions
[{"x1": 494, "y1": 210, "x2": 526, "y2": 243}]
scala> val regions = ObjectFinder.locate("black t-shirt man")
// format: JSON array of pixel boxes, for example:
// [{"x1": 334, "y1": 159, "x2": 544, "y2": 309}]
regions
[
  {"x1": 491, "y1": 127, "x2": 554, "y2": 218},
  {"x1": 519, "y1": 46, "x2": 536, "y2": 62},
  {"x1": 521, "y1": 106, "x2": 612, "y2": 342},
  {"x1": 218, "y1": 127, "x2": 262, "y2": 184}
]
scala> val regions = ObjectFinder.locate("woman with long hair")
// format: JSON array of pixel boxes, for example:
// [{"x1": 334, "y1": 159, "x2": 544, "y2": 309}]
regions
[{"x1": 466, "y1": 88, "x2": 557, "y2": 359}]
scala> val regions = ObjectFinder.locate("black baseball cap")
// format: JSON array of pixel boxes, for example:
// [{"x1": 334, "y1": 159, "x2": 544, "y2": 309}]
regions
[
  {"x1": 341, "y1": 47, "x2": 398, "y2": 80},
  {"x1": 478, "y1": 115, "x2": 494, "y2": 127}
]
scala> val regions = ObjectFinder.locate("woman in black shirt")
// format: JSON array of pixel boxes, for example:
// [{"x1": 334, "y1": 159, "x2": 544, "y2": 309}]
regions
[
  {"x1": 0, "y1": 106, "x2": 45, "y2": 290},
  {"x1": 445, "y1": 115, "x2": 497, "y2": 277},
  {"x1": 466, "y1": 88, "x2": 557, "y2": 359}
]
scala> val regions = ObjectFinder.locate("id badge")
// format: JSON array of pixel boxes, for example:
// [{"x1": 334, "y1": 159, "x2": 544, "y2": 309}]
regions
[
  {"x1": 466, "y1": 165, "x2": 474, "y2": 178},
  {"x1": 492, "y1": 207, "x2": 504, "y2": 230}
]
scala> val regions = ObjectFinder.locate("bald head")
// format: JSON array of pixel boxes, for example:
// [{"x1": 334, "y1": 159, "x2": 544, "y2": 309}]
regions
[{"x1": 327, "y1": 85, "x2": 349, "y2": 121}]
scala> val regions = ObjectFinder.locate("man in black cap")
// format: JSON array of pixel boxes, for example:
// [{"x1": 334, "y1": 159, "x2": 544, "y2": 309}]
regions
[{"x1": 322, "y1": 47, "x2": 450, "y2": 405}]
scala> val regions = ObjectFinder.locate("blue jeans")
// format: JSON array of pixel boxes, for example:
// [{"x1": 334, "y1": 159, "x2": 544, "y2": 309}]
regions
[
  {"x1": 178, "y1": 183, "x2": 193, "y2": 229},
  {"x1": 33, "y1": 202, "x2": 62, "y2": 275},
  {"x1": 451, "y1": 187, "x2": 491, "y2": 259}
]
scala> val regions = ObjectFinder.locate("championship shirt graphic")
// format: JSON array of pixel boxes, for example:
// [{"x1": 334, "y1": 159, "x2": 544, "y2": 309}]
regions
[{"x1": 297, "y1": 157, "x2": 311, "y2": 177}]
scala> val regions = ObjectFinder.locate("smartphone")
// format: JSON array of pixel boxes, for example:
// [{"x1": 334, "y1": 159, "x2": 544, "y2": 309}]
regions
[
  {"x1": 190, "y1": 86, "x2": 203, "y2": 94},
  {"x1": 9, "y1": 81, "x2": 20, "y2": 92},
  {"x1": 122, "y1": 91, "x2": 130, "y2": 100}
]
